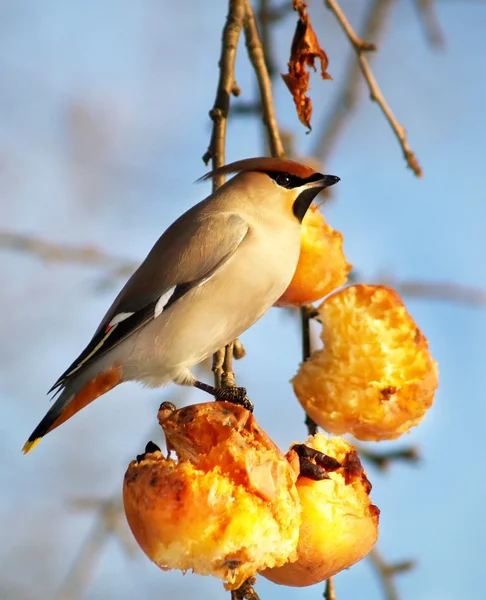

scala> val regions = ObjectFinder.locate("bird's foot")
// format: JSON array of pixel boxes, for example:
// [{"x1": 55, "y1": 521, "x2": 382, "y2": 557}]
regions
[
  {"x1": 193, "y1": 380, "x2": 254, "y2": 412},
  {"x1": 214, "y1": 385, "x2": 254, "y2": 412},
  {"x1": 292, "y1": 443, "x2": 342, "y2": 480}
]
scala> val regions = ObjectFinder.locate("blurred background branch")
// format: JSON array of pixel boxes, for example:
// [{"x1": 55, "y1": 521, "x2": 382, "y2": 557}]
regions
[
  {"x1": 324, "y1": 0, "x2": 422, "y2": 177},
  {"x1": 244, "y1": 0, "x2": 286, "y2": 158},
  {"x1": 369, "y1": 548, "x2": 415, "y2": 600},
  {"x1": 413, "y1": 0, "x2": 445, "y2": 48},
  {"x1": 312, "y1": 0, "x2": 397, "y2": 163},
  {"x1": 358, "y1": 445, "x2": 420, "y2": 472},
  {"x1": 0, "y1": 230, "x2": 136, "y2": 279},
  {"x1": 380, "y1": 278, "x2": 486, "y2": 308},
  {"x1": 54, "y1": 496, "x2": 134, "y2": 600},
  {"x1": 4, "y1": 230, "x2": 485, "y2": 309}
]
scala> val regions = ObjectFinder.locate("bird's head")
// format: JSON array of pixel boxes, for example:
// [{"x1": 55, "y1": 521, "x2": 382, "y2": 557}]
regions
[{"x1": 199, "y1": 157, "x2": 340, "y2": 222}]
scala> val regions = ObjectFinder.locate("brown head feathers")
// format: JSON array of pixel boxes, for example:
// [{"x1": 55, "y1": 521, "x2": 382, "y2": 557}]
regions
[{"x1": 198, "y1": 157, "x2": 318, "y2": 183}]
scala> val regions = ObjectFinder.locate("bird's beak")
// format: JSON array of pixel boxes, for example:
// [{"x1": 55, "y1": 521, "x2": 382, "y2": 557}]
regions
[
  {"x1": 305, "y1": 174, "x2": 340, "y2": 190},
  {"x1": 293, "y1": 174, "x2": 340, "y2": 221}
]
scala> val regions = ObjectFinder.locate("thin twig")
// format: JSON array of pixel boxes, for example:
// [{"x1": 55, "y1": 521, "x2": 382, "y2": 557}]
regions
[
  {"x1": 301, "y1": 305, "x2": 312, "y2": 363},
  {"x1": 222, "y1": 342, "x2": 237, "y2": 387},
  {"x1": 244, "y1": 0, "x2": 286, "y2": 158},
  {"x1": 203, "y1": 0, "x2": 246, "y2": 179},
  {"x1": 244, "y1": 0, "x2": 320, "y2": 439},
  {"x1": 204, "y1": 0, "x2": 246, "y2": 394},
  {"x1": 313, "y1": 0, "x2": 396, "y2": 163},
  {"x1": 358, "y1": 445, "x2": 420, "y2": 471},
  {"x1": 301, "y1": 305, "x2": 318, "y2": 436},
  {"x1": 212, "y1": 348, "x2": 226, "y2": 388},
  {"x1": 256, "y1": 0, "x2": 277, "y2": 79},
  {"x1": 0, "y1": 230, "x2": 136, "y2": 278},
  {"x1": 349, "y1": 271, "x2": 486, "y2": 308},
  {"x1": 53, "y1": 390, "x2": 185, "y2": 600},
  {"x1": 413, "y1": 0, "x2": 445, "y2": 48},
  {"x1": 388, "y1": 279, "x2": 486, "y2": 308},
  {"x1": 54, "y1": 498, "x2": 135, "y2": 600},
  {"x1": 325, "y1": 0, "x2": 423, "y2": 177},
  {"x1": 324, "y1": 577, "x2": 337, "y2": 600},
  {"x1": 230, "y1": 577, "x2": 261, "y2": 600},
  {"x1": 368, "y1": 547, "x2": 415, "y2": 600}
]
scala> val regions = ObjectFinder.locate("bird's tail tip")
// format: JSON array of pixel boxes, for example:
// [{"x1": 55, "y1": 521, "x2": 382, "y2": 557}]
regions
[{"x1": 22, "y1": 437, "x2": 41, "y2": 455}]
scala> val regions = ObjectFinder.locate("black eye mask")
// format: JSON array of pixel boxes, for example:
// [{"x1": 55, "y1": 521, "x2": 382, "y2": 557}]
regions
[{"x1": 268, "y1": 171, "x2": 325, "y2": 189}]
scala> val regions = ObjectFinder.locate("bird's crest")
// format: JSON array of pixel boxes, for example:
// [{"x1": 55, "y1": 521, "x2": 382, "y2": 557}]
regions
[{"x1": 198, "y1": 157, "x2": 317, "y2": 182}]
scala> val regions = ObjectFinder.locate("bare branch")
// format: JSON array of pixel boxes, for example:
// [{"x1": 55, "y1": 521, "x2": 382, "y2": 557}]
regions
[
  {"x1": 0, "y1": 230, "x2": 136, "y2": 278},
  {"x1": 301, "y1": 305, "x2": 319, "y2": 436},
  {"x1": 203, "y1": 0, "x2": 246, "y2": 182},
  {"x1": 244, "y1": 1, "x2": 320, "y2": 440},
  {"x1": 358, "y1": 445, "x2": 420, "y2": 471},
  {"x1": 324, "y1": 577, "x2": 337, "y2": 600},
  {"x1": 255, "y1": 0, "x2": 278, "y2": 79},
  {"x1": 231, "y1": 577, "x2": 261, "y2": 600},
  {"x1": 222, "y1": 341, "x2": 237, "y2": 387},
  {"x1": 413, "y1": 0, "x2": 445, "y2": 48},
  {"x1": 242, "y1": 0, "x2": 320, "y2": 437},
  {"x1": 203, "y1": 0, "x2": 246, "y2": 399},
  {"x1": 244, "y1": 0, "x2": 286, "y2": 158},
  {"x1": 324, "y1": 0, "x2": 423, "y2": 177},
  {"x1": 54, "y1": 389, "x2": 186, "y2": 600},
  {"x1": 313, "y1": 0, "x2": 396, "y2": 163},
  {"x1": 368, "y1": 547, "x2": 415, "y2": 600},
  {"x1": 387, "y1": 279, "x2": 486, "y2": 308},
  {"x1": 349, "y1": 271, "x2": 486, "y2": 308},
  {"x1": 212, "y1": 347, "x2": 226, "y2": 389},
  {"x1": 54, "y1": 497, "x2": 134, "y2": 600}
]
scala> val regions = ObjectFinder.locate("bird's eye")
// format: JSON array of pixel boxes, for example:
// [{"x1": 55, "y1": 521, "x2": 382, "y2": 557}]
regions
[{"x1": 275, "y1": 173, "x2": 291, "y2": 188}]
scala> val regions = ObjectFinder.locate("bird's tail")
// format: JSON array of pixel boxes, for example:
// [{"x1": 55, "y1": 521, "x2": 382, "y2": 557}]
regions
[{"x1": 22, "y1": 366, "x2": 122, "y2": 454}]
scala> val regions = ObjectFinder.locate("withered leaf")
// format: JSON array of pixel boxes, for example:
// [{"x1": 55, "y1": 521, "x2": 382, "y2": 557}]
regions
[{"x1": 282, "y1": 7, "x2": 332, "y2": 131}]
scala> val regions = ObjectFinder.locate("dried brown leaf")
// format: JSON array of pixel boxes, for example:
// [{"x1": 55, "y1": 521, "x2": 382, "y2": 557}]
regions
[{"x1": 282, "y1": 6, "x2": 332, "y2": 130}]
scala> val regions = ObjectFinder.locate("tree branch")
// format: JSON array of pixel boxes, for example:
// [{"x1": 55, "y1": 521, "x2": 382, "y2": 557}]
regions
[
  {"x1": 204, "y1": 0, "x2": 246, "y2": 397},
  {"x1": 0, "y1": 230, "x2": 136, "y2": 278},
  {"x1": 301, "y1": 305, "x2": 319, "y2": 436},
  {"x1": 203, "y1": 0, "x2": 246, "y2": 179},
  {"x1": 204, "y1": 6, "x2": 256, "y2": 597},
  {"x1": 243, "y1": 1, "x2": 320, "y2": 440},
  {"x1": 368, "y1": 547, "x2": 415, "y2": 600},
  {"x1": 53, "y1": 388, "x2": 186, "y2": 600},
  {"x1": 313, "y1": 0, "x2": 396, "y2": 163},
  {"x1": 358, "y1": 445, "x2": 420, "y2": 471},
  {"x1": 324, "y1": 0, "x2": 423, "y2": 177},
  {"x1": 54, "y1": 497, "x2": 135, "y2": 600},
  {"x1": 324, "y1": 577, "x2": 337, "y2": 600},
  {"x1": 386, "y1": 279, "x2": 486, "y2": 308},
  {"x1": 413, "y1": 0, "x2": 445, "y2": 48},
  {"x1": 244, "y1": 0, "x2": 286, "y2": 158},
  {"x1": 231, "y1": 577, "x2": 261, "y2": 600}
]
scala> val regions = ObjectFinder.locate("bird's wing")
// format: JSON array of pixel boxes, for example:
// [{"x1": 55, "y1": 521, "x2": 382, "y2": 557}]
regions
[{"x1": 50, "y1": 211, "x2": 249, "y2": 392}]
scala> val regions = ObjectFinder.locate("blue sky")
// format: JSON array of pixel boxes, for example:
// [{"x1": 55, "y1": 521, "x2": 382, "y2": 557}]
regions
[{"x1": 1, "y1": 1, "x2": 485, "y2": 599}]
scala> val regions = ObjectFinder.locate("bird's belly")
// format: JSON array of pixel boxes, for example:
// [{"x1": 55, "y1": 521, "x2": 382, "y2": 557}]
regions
[{"x1": 123, "y1": 232, "x2": 300, "y2": 385}]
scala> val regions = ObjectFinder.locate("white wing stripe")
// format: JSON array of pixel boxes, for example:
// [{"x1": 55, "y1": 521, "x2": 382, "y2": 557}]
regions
[
  {"x1": 154, "y1": 286, "x2": 177, "y2": 319},
  {"x1": 107, "y1": 312, "x2": 135, "y2": 328}
]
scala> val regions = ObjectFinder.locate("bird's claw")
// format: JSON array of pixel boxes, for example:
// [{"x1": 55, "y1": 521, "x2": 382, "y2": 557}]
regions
[{"x1": 215, "y1": 386, "x2": 254, "y2": 412}]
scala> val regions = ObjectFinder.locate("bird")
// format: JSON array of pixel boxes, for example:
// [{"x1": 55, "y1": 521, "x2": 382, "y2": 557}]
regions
[{"x1": 22, "y1": 157, "x2": 339, "y2": 454}]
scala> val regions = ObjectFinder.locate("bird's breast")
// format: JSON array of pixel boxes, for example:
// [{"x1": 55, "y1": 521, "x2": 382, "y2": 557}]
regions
[{"x1": 123, "y1": 218, "x2": 301, "y2": 382}]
